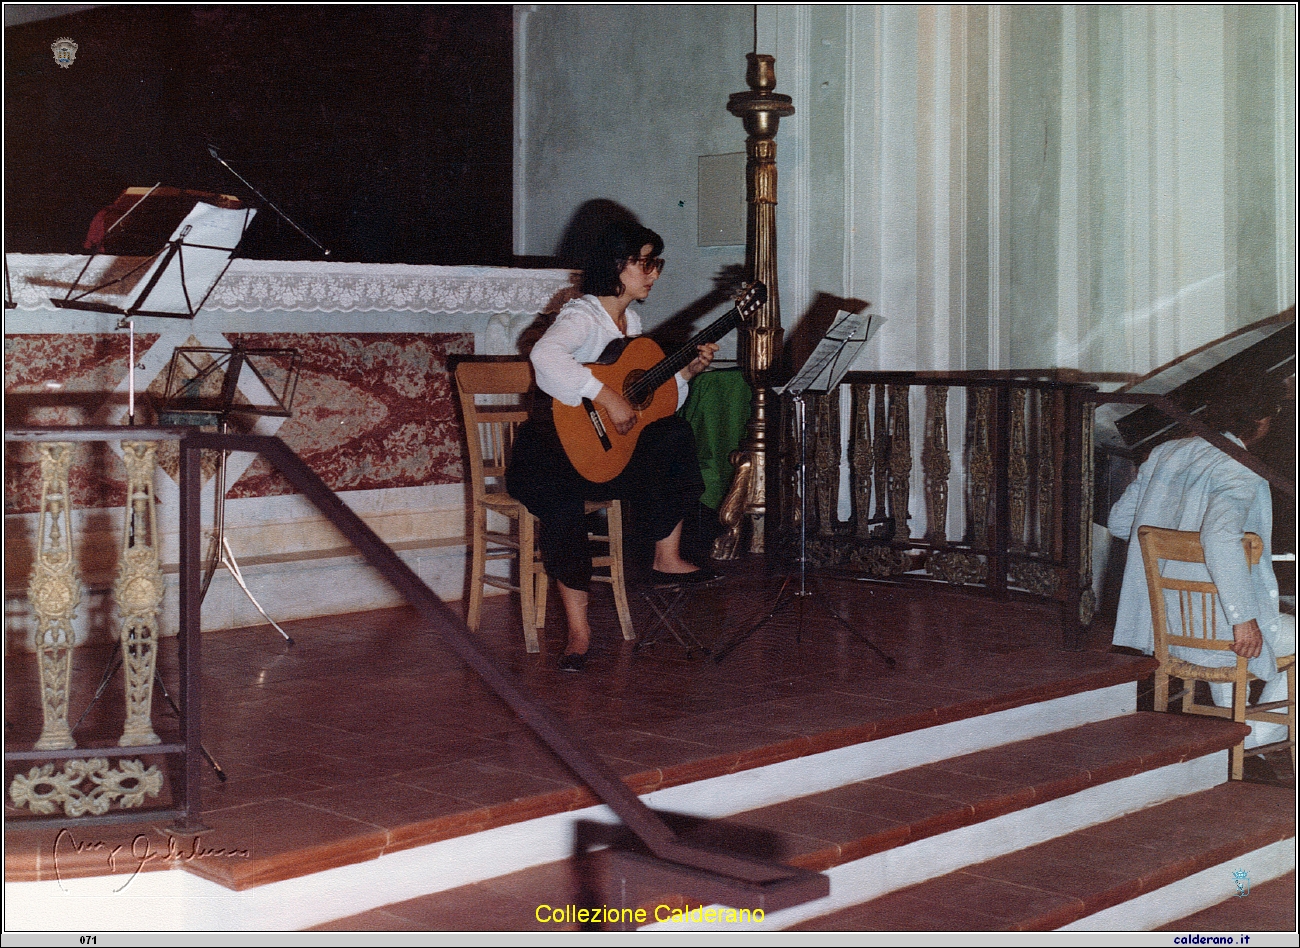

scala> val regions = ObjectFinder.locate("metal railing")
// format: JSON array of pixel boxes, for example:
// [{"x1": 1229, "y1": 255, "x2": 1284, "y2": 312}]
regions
[{"x1": 4, "y1": 426, "x2": 828, "y2": 909}]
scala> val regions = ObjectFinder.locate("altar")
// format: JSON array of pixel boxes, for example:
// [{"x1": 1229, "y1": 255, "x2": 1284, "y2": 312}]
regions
[{"x1": 4, "y1": 255, "x2": 578, "y2": 648}]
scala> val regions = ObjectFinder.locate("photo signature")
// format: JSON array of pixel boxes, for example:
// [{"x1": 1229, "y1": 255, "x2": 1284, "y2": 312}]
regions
[{"x1": 53, "y1": 827, "x2": 249, "y2": 892}]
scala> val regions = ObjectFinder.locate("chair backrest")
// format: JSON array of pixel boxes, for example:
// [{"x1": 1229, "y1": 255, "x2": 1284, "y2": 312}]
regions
[
  {"x1": 454, "y1": 361, "x2": 534, "y2": 498},
  {"x1": 1137, "y1": 525, "x2": 1264, "y2": 660}
]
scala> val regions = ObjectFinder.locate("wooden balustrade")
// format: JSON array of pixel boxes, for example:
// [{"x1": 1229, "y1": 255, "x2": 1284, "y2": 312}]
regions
[{"x1": 774, "y1": 372, "x2": 1098, "y2": 645}]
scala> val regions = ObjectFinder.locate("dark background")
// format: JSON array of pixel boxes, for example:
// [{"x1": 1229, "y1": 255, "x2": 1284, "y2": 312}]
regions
[{"x1": 5, "y1": 5, "x2": 513, "y2": 264}]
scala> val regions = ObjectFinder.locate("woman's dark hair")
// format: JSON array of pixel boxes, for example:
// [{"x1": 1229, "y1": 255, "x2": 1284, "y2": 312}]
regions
[
  {"x1": 1202, "y1": 373, "x2": 1289, "y2": 437},
  {"x1": 579, "y1": 220, "x2": 663, "y2": 296}
]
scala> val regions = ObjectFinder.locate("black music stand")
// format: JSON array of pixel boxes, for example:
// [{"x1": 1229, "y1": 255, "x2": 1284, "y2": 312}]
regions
[
  {"x1": 713, "y1": 310, "x2": 893, "y2": 666},
  {"x1": 158, "y1": 345, "x2": 302, "y2": 644},
  {"x1": 51, "y1": 194, "x2": 256, "y2": 320}
]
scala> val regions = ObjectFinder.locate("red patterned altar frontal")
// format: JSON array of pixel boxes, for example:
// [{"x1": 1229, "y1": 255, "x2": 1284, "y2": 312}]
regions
[
  {"x1": 226, "y1": 332, "x2": 472, "y2": 498},
  {"x1": 4, "y1": 333, "x2": 157, "y2": 513}
]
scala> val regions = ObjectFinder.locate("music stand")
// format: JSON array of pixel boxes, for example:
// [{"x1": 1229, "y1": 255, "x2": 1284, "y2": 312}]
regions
[
  {"x1": 713, "y1": 310, "x2": 893, "y2": 666},
  {"x1": 158, "y1": 345, "x2": 302, "y2": 644},
  {"x1": 52, "y1": 197, "x2": 256, "y2": 319},
  {"x1": 49, "y1": 188, "x2": 256, "y2": 425}
]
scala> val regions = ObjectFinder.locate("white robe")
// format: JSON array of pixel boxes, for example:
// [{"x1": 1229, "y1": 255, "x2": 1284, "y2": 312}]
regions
[{"x1": 1109, "y1": 434, "x2": 1284, "y2": 683}]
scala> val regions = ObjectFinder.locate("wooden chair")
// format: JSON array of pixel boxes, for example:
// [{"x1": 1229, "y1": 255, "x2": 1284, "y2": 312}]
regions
[
  {"x1": 1138, "y1": 525, "x2": 1296, "y2": 780},
  {"x1": 454, "y1": 360, "x2": 633, "y2": 653}
]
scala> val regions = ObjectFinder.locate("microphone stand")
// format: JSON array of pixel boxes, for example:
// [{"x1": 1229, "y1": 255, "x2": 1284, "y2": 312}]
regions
[{"x1": 207, "y1": 145, "x2": 331, "y2": 257}]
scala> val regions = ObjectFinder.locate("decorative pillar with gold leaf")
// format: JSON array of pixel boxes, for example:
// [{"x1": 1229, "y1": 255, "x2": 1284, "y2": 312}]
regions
[
  {"x1": 713, "y1": 53, "x2": 794, "y2": 558},
  {"x1": 29, "y1": 443, "x2": 81, "y2": 751},
  {"x1": 115, "y1": 441, "x2": 164, "y2": 746}
]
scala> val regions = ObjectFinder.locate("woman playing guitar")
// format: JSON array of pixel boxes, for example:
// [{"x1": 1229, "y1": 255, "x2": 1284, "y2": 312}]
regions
[{"x1": 507, "y1": 220, "x2": 718, "y2": 672}]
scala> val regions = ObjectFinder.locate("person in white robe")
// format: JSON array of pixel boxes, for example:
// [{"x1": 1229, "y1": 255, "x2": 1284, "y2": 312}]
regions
[{"x1": 1109, "y1": 378, "x2": 1293, "y2": 749}]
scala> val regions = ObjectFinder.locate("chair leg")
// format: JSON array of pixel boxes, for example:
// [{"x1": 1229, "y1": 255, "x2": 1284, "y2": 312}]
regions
[
  {"x1": 1154, "y1": 669, "x2": 1170, "y2": 712},
  {"x1": 519, "y1": 513, "x2": 540, "y2": 654},
  {"x1": 466, "y1": 504, "x2": 487, "y2": 632},
  {"x1": 607, "y1": 501, "x2": 634, "y2": 641},
  {"x1": 1232, "y1": 678, "x2": 1248, "y2": 781},
  {"x1": 1288, "y1": 662, "x2": 1297, "y2": 779},
  {"x1": 534, "y1": 565, "x2": 549, "y2": 631}
]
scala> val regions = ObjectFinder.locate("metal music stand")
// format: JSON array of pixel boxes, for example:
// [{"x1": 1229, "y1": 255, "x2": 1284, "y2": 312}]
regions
[
  {"x1": 157, "y1": 345, "x2": 302, "y2": 644},
  {"x1": 51, "y1": 193, "x2": 256, "y2": 320},
  {"x1": 713, "y1": 310, "x2": 893, "y2": 666},
  {"x1": 47, "y1": 187, "x2": 257, "y2": 426}
]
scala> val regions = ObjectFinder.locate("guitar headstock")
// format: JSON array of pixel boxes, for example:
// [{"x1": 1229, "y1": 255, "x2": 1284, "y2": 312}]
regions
[{"x1": 734, "y1": 281, "x2": 768, "y2": 322}]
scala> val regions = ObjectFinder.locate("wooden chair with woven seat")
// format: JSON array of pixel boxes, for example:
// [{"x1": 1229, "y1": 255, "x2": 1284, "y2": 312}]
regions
[
  {"x1": 454, "y1": 360, "x2": 633, "y2": 653},
  {"x1": 1138, "y1": 525, "x2": 1297, "y2": 780}
]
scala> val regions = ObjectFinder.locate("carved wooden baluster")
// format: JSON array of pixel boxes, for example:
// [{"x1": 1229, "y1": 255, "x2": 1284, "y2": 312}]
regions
[
  {"x1": 887, "y1": 384, "x2": 912, "y2": 541},
  {"x1": 1008, "y1": 387, "x2": 1028, "y2": 552},
  {"x1": 1036, "y1": 389, "x2": 1057, "y2": 555},
  {"x1": 784, "y1": 395, "x2": 802, "y2": 535},
  {"x1": 813, "y1": 388, "x2": 839, "y2": 537},
  {"x1": 29, "y1": 443, "x2": 80, "y2": 751},
  {"x1": 922, "y1": 385, "x2": 950, "y2": 545},
  {"x1": 852, "y1": 384, "x2": 874, "y2": 539},
  {"x1": 116, "y1": 442, "x2": 164, "y2": 747},
  {"x1": 871, "y1": 384, "x2": 890, "y2": 536},
  {"x1": 968, "y1": 388, "x2": 993, "y2": 544},
  {"x1": 1078, "y1": 402, "x2": 1097, "y2": 624}
]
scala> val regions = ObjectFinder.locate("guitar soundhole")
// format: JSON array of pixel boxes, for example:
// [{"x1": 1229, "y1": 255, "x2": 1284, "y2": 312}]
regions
[{"x1": 624, "y1": 370, "x2": 651, "y2": 410}]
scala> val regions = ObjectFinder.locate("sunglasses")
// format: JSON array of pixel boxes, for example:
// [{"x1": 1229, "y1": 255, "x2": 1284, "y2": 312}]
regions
[{"x1": 627, "y1": 254, "x2": 665, "y2": 275}]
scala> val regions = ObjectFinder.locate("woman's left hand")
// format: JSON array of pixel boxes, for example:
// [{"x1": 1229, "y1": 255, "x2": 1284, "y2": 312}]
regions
[{"x1": 681, "y1": 342, "x2": 719, "y2": 382}]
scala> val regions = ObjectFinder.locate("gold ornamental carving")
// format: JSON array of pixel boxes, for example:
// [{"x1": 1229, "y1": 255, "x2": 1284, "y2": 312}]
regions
[
  {"x1": 29, "y1": 442, "x2": 80, "y2": 751},
  {"x1": 116, "y1": 442, "x2": 164, "y2": 747},
  {"x1": 1009, "y1": 559, "x2": 1060, "y2": 596},
  {"x1": 712, "y1": 450, "x2": 754, "y2": 560},
  {"x1": 927, "y1": 549, "x2": 987, "y2": 586},
  {"x1": 713, "y1": 53, "x2": 795, "y2": 558},
  {"x1": 848, "y1": 544, "x2": 911, "y2": 577},
  {"x1": 8, "y1": 758, "x2": 163, "y2": 817}
]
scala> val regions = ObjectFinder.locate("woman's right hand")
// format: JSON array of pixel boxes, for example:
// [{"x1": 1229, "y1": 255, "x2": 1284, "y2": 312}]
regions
[{"x1": 595, "y1": 385, "x2": 637, "y2": 436}]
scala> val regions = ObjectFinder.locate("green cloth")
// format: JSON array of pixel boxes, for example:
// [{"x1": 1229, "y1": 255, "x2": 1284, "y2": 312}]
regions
[{"x1": 678, "y1": 367, "x2": 752, "y2": 510}]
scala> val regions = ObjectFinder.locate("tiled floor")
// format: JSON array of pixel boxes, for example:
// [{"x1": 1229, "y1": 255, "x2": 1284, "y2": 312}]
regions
[{"x1": 5, "y1": 559, "x2": 1290, "y2": 929}]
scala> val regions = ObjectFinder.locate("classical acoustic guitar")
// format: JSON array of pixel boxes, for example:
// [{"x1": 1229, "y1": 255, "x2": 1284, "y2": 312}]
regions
[{"x1": 553, "y1": 281, "x2": 767, "y2": 483}]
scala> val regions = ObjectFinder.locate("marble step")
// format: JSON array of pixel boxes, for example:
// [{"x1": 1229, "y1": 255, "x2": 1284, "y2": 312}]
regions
[
  {"x1": 1157, "y1": 870, "x2": 1295, "y2": 933},
  {"x1": 318, "y1": 710, "x2": 1259, "y2": 931},
  {"x1": 789, "y1": 781, "x2": 1295, "y2": 931}
]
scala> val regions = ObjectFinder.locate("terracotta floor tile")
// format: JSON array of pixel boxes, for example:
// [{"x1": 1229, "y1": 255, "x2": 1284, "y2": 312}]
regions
[
  {"x1": 170, "y1": 798, "x2": 389, "y2": 889},
  {"x1": 198, "y1": 769, "x2": 334, "y2": 811},
  {"x1": 397, "y1": 760, "x2": 574, "y2": 808},
  {"x1": 290, "y1": 779, "x2": 474, "y2": 834},
  {"x1": 5, "y1": 580, "x2": 1259, "y2": 928},
  {"x1": 904, "y1": 870, "x2": 1082, "y2": 929}
]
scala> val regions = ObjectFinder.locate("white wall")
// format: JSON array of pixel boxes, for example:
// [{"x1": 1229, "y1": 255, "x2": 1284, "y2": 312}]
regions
[
  {"x1": 513, "y1": 5, "x2": 754, "y2": 353},
  {"x1": 516, "y1": 5, "x2": 1297, "y2": 379},
  {"x1": 793, "y1": 4, "x2": 1297, "y2": 377}
]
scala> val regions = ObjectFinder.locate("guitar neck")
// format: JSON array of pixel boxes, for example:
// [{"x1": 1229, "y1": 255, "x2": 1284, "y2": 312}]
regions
[{"x1": 627, "y1": 307, "x2": 742, "y2": 403}]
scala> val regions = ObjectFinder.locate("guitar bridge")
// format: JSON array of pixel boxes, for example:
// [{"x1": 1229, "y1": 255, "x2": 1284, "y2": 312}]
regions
[{"x1": 582, "y1": 397, "x2": 613, "y2": 452}]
